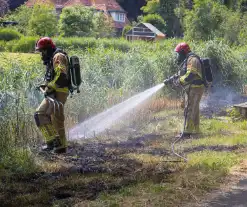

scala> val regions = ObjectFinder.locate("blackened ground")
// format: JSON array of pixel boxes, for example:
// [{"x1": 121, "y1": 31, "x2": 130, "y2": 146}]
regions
[{"x1": 0, "y1": 131, "x2": 177, "y2": 207}]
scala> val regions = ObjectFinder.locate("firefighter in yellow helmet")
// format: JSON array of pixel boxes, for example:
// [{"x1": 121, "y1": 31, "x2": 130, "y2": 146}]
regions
[
  {"x1": 165, "y1": 43, "x2": 204, "y2": 138},
  {"x1": 34, "y1": 37, "x2": 69, "y2": 153}
]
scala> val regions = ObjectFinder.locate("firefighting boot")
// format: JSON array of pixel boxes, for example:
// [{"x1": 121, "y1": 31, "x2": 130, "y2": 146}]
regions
[
  {"x1": 53, "y1": 136, "x2": 67, "y2": 154},
  {"x1": 39, "y1": 125, "x2": 57, "y2": 152}
]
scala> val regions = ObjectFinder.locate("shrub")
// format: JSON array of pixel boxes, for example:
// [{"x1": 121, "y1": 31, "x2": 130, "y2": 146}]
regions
[
  {"x1": 58, "y1": 6, "x2": 94, "y2": 37},
  {"x1": 0, "y1": 28, "x2": 22, "y2": 41},
  {"x1": 122, "y1": 25, "x2": 132, "y2": 37},
  {"x1": 0, "y1": 40, "x2": 5, "y2": 51},
  {"x1": 9, "y1": 37, "x2": 37, "y2": 53}
]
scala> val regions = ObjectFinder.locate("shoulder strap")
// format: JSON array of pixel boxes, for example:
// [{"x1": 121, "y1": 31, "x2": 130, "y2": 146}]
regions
[
  {"x1": 53, "y1": 48, "x2": 68, "y2": 57},
  {"x1": 186, "y1": 52, "x2": 201, "y2": 62}
]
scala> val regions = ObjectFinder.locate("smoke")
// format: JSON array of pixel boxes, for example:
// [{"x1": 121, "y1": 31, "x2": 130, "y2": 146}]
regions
[{"x1": 200, "y1": 86, "x2": 247, "y2": 116}]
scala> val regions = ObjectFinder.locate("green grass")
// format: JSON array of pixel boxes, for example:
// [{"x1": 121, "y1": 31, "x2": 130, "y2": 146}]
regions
[{"x1": 68, "y1": 112, "x2": 246, "y2": 207}]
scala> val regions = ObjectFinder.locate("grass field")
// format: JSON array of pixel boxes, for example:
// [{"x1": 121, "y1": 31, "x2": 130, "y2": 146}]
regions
[
  {"x1": 1, "y1": 51, "x2": 247, "y2": 206},
  {"x1": 0, "y1": 97, "x2": 247, "y2": 207}
]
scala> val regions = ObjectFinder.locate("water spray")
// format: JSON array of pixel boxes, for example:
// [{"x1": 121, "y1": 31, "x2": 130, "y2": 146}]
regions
[
  {"x1": 68, "y1": 80, "x2": 189, "y2": 162},
  {"x1": 69, "y1": 83, "x2": 164, "y2": 139}
]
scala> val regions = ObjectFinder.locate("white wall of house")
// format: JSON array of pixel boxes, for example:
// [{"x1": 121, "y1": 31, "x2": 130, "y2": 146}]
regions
[{"x1": 110, "y1": 12, "x2": 125, "y2": 22}]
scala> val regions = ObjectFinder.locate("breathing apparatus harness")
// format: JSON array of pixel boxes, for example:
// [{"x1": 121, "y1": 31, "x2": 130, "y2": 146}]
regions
[{"x1": 43, "y1": 48, "x2": 82, "y2": 96}]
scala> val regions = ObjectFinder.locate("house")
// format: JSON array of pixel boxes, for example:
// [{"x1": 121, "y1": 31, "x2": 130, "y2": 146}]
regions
[
  {"x1": 125, "y1": 23, "x2": 166, "y2": 41},
  {"x1": 25, "y1": 0, "x2": 129, "y2": 36}
]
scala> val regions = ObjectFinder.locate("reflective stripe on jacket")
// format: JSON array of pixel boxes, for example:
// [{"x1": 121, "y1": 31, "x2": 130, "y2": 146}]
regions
[{"x1": 179, "y1": 55, "x2": 204, "y2": 88}]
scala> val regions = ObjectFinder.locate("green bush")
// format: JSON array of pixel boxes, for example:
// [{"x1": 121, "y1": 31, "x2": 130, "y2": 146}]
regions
[
  {"x1": 122, "y1": 25, "x2": 132, "y2": 37},
  {"x1": 0, "y1": 40, "x2": 5, "y2": 51},
  {"x1": 3, "y1": 37, "x2": 132, "y2": 53},
  {"x1": 0, "y1": 28, "x2": 22, "y2": 41},
  {"x1": 6, "y1": 37, "x2": 37, "y2": 53}
]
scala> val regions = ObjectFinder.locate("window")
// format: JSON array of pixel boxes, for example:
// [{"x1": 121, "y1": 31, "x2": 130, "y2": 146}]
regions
[{"x1": 116, "y1": 13, "x2": 125, "y2": 22}]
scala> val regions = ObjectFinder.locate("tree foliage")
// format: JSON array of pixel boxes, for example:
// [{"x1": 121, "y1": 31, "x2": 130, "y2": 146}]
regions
[
  {"x1": 92, "y1": 12, "x2": 114, "y2": 38},
  {"x1": 58, "y1": 6, "x2": 94, "y2": 37},
  {"x1": 143, "y1": 14, "x2": 166, "y2": 33},
  {"x1": 184, "y1": 0, "x2": 227, "y2": 41},
  {"x1": 3, "y1": 4, "x2": 57, "y2": 36},
  {"x1": 27, "y1": 4, "x2": 58, "y2": 36},
  {"x1": 183, "y1": 0, "x2": 247, "y2": 45},
  {"x1": 142, "y1": 0, "x2": 182, "y2": 37},
  {"x1": 3, "y1": 5, "x2": 30, "y2": 34}
]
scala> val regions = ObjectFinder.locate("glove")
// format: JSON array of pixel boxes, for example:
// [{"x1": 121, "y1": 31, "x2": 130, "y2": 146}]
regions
[
  {"x1": 35, "y1": 84, "x2": 46, "y2": 91},
  {"x1": 172, "y1": 76, "x2": 181, "y2": 87},
  {"x1": 36, "y1": 85, "x2": 54, "y2": 98},
  {"x1": 44, "y1": 87, "x2": 55, "y2": 98}
]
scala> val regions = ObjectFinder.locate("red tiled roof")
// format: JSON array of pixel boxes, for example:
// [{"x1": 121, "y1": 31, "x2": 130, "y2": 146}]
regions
[
  {"x1": 26, "y1": 0, "x2": 70, "y2": 7},
  {"x1": 25, "y1": 0, "x2": 53, "y2": 7},
  {"x1": 93, "y1": 4, "x2": 107, "y2": 11},
  {"x1": 26, "y1": 0, "x2": 124, "y2": 11},
  {"x1": 64, "y1": 0, "x2": 92, "y2": 7},
  {"x1": 93, "y1": 0, "x2": 124, "y2": 11}
]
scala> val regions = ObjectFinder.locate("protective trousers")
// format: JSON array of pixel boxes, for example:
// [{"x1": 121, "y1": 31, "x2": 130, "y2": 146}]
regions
[
  {"x1": 34, "y1": 92, "x2": 68, "y2": 148},
  {"x1": 184, "y1": 87, "x2": 204, "y2": 134}
]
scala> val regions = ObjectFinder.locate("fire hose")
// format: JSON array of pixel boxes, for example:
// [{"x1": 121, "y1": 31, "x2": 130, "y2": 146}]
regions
[{"x1": 163, "y1": 76, "x2": 189, "y2": 162}]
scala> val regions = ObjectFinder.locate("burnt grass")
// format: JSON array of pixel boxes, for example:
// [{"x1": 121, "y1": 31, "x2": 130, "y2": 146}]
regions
[{"x1": 0, "y1": 133, "x2": 176, "y2": 207}]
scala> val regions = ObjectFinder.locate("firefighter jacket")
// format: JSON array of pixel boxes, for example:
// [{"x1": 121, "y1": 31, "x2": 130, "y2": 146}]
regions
[
  {"x1": 179, "y1": 55, "x2": 204, "y2": 88},
  {"x1": 45, "y1": 51, "x2": 69, "y2": 94}
]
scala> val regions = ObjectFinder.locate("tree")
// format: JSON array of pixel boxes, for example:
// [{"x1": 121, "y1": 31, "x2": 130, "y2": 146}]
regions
[
  {"x1": 27, "y1": 4, "x2": 58, "y2": 36},
  {"x1": 141, "y1": 0, "x2": 159, "y2": 14},
  {"x1": 0, "y1": 0, "x2": 8, "y2": 17},
  {"x1": 183, "y1": 0, "x2": 228, "y2": 41},
  {"x1": 3, "y1": 5, "x2": 31, "y2": 34},
  {"x1": 143, "y1": 14, "x2": 166, "y2": 33},
  {"x1": 159, "y1": 0, "x2": 182, "y2": 37},
  {"x1": 142, "y1": 0, "x2": 182, "y2": 37},
  {"x1": 58, "y1": 6, "x2": 94, "y2": 37},
  {"x1": 92, "y1": 12, "x2": 114, "y2": 38}
]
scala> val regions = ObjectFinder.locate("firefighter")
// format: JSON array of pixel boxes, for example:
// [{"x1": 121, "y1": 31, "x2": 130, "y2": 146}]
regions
[
  {"x1": 34, "y1": 37, "x2": 69, "y2": 153},
  {"x1": 173, "y1": 42, "x2": 204, "y2": 138}
]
